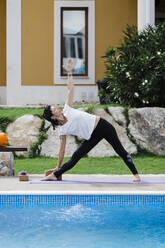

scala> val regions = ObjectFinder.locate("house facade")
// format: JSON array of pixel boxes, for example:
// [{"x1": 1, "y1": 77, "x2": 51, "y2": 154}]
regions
[{"x1": 0, "y1": 0, "x2": 159, "y2": 105}]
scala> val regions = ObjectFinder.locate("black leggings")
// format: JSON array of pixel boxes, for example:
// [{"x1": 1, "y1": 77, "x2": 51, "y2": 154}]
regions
[{"x1": 54, "y1": 118, "x2": 138, "y2": 178}]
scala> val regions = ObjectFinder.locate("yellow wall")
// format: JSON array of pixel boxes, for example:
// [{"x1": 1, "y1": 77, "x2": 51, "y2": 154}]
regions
[
  {"x1": 95, "y1": 0, "x2": 137, "y2": 81},
  {"x1": 22, "y1": 0, "x2": 54, "y2": 85},
  {"x1": 0, "y1": 0, "x2": 6, "y2": 86},
  {"x1": 22, "y1": 0, "x2": 137, "y2": 85}
]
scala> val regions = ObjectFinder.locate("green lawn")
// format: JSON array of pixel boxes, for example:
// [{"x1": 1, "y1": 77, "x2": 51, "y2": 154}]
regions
[
  {"x1": 14, "y1": 155, "x2": 165, "y2": 175},
  {"x1": 0, "y1": 107, "x2": 44, "y2": 119},
  {"x1": 0, "y1": 104, "x2": 124, "y2": 131},
  {"x1": 0, "y1": 104, "x2": 123, "y2": 120}
]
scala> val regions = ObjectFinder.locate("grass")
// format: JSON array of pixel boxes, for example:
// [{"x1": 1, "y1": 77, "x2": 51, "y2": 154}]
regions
[
  {"x1": 0, "y1": 107, "x2": 44, "y2": 120},
  {"x1": 14, "y1": 155, "x2": 165, "y2": 175},
  {"x1": 0, "y1": 104, "x2": 127, "y2": 131},
  {"x1": 0, "y1": 104, "x2": 126, "y2": 119},
  {"x1": 0, "y1": 107, "x2": 44, "y2": 131}
]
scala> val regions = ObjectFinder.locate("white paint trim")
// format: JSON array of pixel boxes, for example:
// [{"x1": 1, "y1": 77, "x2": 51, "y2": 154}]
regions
[
  {"x1": 146, "y1": 0, "x2": 155, "y2": 25},
  {"x1": 54, "y1": 0, "x2": 95, "y2": 85},
  {"x1": 5, "y1": 85, "x2": 98, "y2": 105},
  {"x1": 138, "y1": 0, "x2": 155, "y2": 32},
  {"x1": 6, "y1": 0, "x2": 98, "y2": 105},
  {"x1": 6, "y1": 0, "x2": 22, "y2": 105}
]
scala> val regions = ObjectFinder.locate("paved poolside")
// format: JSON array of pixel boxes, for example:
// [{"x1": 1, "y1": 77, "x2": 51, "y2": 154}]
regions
[{"x1": 0, "y1": 174, "x2": 165, "y2": 194}]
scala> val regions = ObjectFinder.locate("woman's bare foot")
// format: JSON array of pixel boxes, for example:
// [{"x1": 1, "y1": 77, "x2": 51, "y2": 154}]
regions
[
  {"x1": 133, "y1": 174, "x2": 141, "y2": 182},
  {"x1": 41, "y1": 172, "x2": 58, "y2": 181},
  {"x1": 45, "y1": 169, "x2": 62, "y2": 180}
]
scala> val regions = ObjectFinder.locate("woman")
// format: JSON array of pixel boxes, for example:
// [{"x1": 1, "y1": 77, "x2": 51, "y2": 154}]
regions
[{"x1": 42, "y1": 59, "x2": 141, "y2": 182}]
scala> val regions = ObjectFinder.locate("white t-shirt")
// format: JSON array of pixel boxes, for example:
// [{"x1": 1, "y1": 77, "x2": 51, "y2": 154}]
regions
[{"x1": 59, "y1": 104, "x2": 96, "y2": 140}]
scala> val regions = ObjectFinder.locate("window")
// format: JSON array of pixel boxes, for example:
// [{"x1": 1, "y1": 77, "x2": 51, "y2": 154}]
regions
[
  {"x1": 61, "y1": 7, "x2": 88, "y2": 76},
  {"x1": 77, "y1": 38, "x2": 83, "y2": 59},
  {"x1": 54, "y1": 1, "x2": 95, "y2": 85},
  {"x1": 70, "y1": 37, "x2": 76, "y2": 58},
  {"x1": 155, "y1": 0, "x2": 165, "y2": 24}
]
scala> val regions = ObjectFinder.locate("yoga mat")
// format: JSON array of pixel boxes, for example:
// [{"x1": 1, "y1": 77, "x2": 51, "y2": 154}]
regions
[{"x1": 29, "y1": 178, "x2": 165, "y2": 184}]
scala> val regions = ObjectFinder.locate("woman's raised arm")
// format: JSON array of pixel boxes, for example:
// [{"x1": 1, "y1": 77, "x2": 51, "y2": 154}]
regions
[{"x1": 65, "y1": 59, "x2": 74, "y2": 107}]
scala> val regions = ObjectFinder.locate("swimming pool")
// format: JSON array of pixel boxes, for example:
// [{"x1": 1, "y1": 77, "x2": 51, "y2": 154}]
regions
[{"x1": 0, "y1": 194, "x2": 165, "y2": 248}]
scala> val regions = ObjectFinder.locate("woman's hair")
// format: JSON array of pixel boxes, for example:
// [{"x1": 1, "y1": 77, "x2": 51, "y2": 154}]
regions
[{"x1": 43, "y1": 105, "x2": 59, "y2": 130}]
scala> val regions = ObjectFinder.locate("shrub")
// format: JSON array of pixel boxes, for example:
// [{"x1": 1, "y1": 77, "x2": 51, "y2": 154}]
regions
[{"x1": 102, "y1": 23, "x2": 165, "y2": 107}]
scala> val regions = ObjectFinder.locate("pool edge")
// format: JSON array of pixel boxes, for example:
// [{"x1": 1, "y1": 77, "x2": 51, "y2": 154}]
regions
[{"x1": 0, "y1": 191, "x2": 165, "y2": 195}]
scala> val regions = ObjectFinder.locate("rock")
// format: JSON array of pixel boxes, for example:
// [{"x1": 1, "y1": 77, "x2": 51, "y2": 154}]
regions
[
  {"x1": 0, "y1": 152, "x2": 13, "y2": 176},
  {"x1": 128, "y1": 107, "x2": 165, "y2": 155},
  {"x1": 41, "y1": 122, "x2": 78, "y2": 157},
  {"x1": 88, "y1": 108, "x2": 137, "y2": 157},
  {"x1": 0, "y1": 164, "x2": 9, "y2": 176},
  {"x1": 0, "y1": 165, "x2": 9, "y2": 176},
  {"x1": 108, "y1": 106, "x2": 127, "y2": 127},
  {"x1": 6, "y1": 115, "x2": 42, "y2": 156},
  {"x1": 2, "y1": 106, "x2": 165, "y2": 159}
]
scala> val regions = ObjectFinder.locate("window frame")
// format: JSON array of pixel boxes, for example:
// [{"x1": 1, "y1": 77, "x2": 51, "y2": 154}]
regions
[
  {"x1": 60, "y1": 7, "x2": 88, "y2": 77},
  {"x1": 54, "y1": 0, "x2": 95, "y2": 85}
]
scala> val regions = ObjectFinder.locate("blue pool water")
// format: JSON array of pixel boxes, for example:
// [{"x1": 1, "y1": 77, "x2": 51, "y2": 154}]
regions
[{"x1": 0, "y1": 195, "x2": 165, "y2": 248}]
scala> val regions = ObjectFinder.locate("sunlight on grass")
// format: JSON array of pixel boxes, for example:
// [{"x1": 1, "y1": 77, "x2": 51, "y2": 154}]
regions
[{"x1": 15, "y1": 156, "x2": 165, "y2": 175}]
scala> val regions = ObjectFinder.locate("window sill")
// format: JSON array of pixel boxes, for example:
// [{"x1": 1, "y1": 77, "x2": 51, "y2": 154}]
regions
[{"x1": 60, "y1": 76, "x2": 90, "y2": 79}]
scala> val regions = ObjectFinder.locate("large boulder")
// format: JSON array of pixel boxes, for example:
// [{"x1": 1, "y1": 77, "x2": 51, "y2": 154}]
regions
[
  {"x1": 41, "y1": 121, "x2": 78, "y2": 157},
  {"x1": 6, "y1": 115, "x2": 42, "y2": 156},
  {"x1": 108, "y1": 106, "x2": 127, "y2": 127},
  {"x1": 128, "y1": 107, "x2": 165, "y2": 155},
  {"x1": 88, "y1": 108, "x2": 137, "y2": 157}
]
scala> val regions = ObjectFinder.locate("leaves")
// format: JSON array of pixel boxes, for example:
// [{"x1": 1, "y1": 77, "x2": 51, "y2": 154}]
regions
[{"x1": 102, "y1": 23, "x2": 165, "y2": 107}]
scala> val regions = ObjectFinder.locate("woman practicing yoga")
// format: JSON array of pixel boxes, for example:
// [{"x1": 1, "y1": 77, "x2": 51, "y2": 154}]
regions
[{"x1": 42, "y1": 59, "x2": 141, "y2": 182}]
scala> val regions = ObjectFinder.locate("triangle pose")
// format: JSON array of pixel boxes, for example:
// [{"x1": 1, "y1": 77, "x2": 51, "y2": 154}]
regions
[{"x1": 42, "y1": 59, "x2": 141, "y2": 182}]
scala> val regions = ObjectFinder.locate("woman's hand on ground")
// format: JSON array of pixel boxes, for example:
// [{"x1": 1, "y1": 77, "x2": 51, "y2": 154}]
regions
[
  {"x1": 45, "y1": 167, "x2": 59, "y2": 176},
  {"x1": 41, "y1": 173, "x2": 58, "y2": 181},
  {"x1": 45, "y1": 169, "x2": 54, "y2": 176}
]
